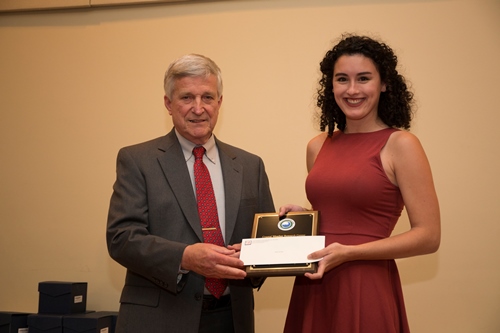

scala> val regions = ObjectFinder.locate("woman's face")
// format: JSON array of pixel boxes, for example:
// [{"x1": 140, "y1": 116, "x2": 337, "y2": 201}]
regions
[{"x1": 332, "y1": 54, "x2": 386, "y2": 125}]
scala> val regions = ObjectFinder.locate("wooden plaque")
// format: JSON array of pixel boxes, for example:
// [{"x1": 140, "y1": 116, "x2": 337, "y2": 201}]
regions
[{"x1": 245, "y1": 211, "x2": 319, "y2": 277}]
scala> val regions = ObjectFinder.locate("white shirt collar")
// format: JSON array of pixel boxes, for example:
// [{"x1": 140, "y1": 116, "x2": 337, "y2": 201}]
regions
[{"x1": 174, "y1": 129, "x2": 217, "y2": 164}]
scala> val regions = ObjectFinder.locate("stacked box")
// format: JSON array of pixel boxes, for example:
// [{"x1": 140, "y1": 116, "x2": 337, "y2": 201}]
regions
[
  {"x1": 63, "y1": 312, "x2": 118, "y2": 333},
  {"x1": 0, "y1": 312, "x2": 31, "y2": 333},
  {"x1": 3, "y1": 282, "x2": 118, "y2": 333},
  {"x1": 27, "y1": 314, "x2": 64, "y2": 333},
  {"x1": 89, "y1": 312, "x2": 118, "y2": 333},
  {"x1": 38, "y1": 282, "x2": 87, "y2": 315}
]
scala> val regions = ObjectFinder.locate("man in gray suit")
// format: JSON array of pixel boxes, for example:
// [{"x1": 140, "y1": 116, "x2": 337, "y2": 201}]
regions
[{"x1": 107, "y1": 54, "x2": 275, "y2": 333}]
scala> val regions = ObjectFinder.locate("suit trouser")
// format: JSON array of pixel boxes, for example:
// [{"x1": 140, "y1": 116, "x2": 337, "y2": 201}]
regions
[{"x1": 199, "y1": 295, "x2": 234, "y2": 333}]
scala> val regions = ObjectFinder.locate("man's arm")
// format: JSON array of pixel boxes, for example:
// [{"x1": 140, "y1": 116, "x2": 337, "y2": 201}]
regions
[{"x1": 106, "y1": 147, "x2": 187, "y2": 294}]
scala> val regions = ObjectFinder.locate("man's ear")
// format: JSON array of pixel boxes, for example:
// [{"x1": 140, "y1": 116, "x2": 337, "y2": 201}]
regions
[{"x1": 164, "y1": 95, "x2": 172, "y2": 114}]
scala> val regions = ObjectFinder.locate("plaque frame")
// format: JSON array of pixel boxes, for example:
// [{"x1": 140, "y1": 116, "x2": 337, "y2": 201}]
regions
[{"x1": 245, "y1": 211, "x2": 319, "y2": 277}]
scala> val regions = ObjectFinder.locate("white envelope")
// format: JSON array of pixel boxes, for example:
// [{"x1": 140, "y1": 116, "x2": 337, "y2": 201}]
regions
[{"x1": 240, "y1": 235, "x2": 325, "y2": 265}]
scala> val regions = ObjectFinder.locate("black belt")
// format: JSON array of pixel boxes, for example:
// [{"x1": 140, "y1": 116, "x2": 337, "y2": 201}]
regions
[{"x1": 202, "y1": 294, "x2": 231, "y2": 311}]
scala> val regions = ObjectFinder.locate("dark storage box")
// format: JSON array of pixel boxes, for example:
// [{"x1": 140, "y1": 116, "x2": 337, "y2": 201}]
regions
[
  {"x1": 27, "y1": 314, "x2": 64, "y2": 333},
  {"x1": 90, "y1": 312, "x2": 117, "y2": 333},
  {"x1": 38, "y1": 282, "x2": 87, "y2": 314},
  {"x1": 63, "y1": 312, "x2": 117, "y2": 333},
  {"x1": 0, "y1": 312, "x2": 31, "y2": 333}
]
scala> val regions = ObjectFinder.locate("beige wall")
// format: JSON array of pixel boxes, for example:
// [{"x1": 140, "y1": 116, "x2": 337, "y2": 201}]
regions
[{"x1": 1, "y1": 0, "x2": 499, "y2": 332}]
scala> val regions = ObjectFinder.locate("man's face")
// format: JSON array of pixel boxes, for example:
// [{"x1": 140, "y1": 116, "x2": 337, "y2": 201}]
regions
[{"x1": 164, "y1": 75, "x2": 222, "y2": 145}]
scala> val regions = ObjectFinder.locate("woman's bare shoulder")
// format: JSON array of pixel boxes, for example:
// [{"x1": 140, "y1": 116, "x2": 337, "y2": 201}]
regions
[
  {"x1": 388, "y1": 130, "x2": 423, "y2": 153},
  {"x1": 306, "y1": 132, "x2": 328, "y2": 172},
  {"x1": 307, "y1": 132, "x2": 328, "y2": 150}
]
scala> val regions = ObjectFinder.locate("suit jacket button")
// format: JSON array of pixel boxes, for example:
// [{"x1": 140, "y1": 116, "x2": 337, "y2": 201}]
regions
[{"x1": 195, "y1": 293, "x2": 202, "y2": 301}]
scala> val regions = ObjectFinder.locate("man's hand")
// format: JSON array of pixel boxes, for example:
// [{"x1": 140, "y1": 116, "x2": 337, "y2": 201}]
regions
[
  {"x1": 181, "y1": 243, "x2": 247, "y2": 279},
  {"x1": 227, "y1": 243, "x2": 241, "y2": 259}
]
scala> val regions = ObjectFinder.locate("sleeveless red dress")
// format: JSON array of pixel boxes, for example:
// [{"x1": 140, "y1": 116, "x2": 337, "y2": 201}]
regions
[{"x1": 284, "y1": 128, "x2": 410, "y2": 333}]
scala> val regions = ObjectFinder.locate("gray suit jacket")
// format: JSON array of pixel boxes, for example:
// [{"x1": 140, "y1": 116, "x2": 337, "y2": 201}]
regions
[{"x1": 107, "y1": 128, "x2": 275, "y2": 333}]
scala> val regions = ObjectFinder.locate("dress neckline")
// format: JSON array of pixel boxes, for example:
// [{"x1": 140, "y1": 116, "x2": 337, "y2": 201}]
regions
[{"x1": 340, "y1": 127, "x2": 394, "y2": 135}]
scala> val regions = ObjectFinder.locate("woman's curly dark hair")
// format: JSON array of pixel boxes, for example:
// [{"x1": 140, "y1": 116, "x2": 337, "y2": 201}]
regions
[{"x1": 317, "y1": 34, "x2": 414, "y2": 136}]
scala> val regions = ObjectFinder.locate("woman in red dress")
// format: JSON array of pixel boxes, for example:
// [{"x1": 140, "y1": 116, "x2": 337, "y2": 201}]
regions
[{"x1": 280, "y1": 34, "x2": 441, "y2": 333}]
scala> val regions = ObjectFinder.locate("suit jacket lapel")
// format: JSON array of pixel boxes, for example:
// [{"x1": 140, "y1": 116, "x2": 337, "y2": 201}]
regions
[
  {"x1": 155, "y1": 132, "x2": 243, "y2": 243},
  {"x1": 217, "y1": 139, "x2": 243, "y2": 242},
  {"x1": 157, "y1": 130, "x2": 203, "y2": 241}
]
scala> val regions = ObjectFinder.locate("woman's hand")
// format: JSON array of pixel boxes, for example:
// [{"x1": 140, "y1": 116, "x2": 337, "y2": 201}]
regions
[
  {"x1": 304, "y1": 242, "x2": 351, "y2": 280},
  {"x1": 278, "y1": 204, "x2": 309, "y2": 216}
]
